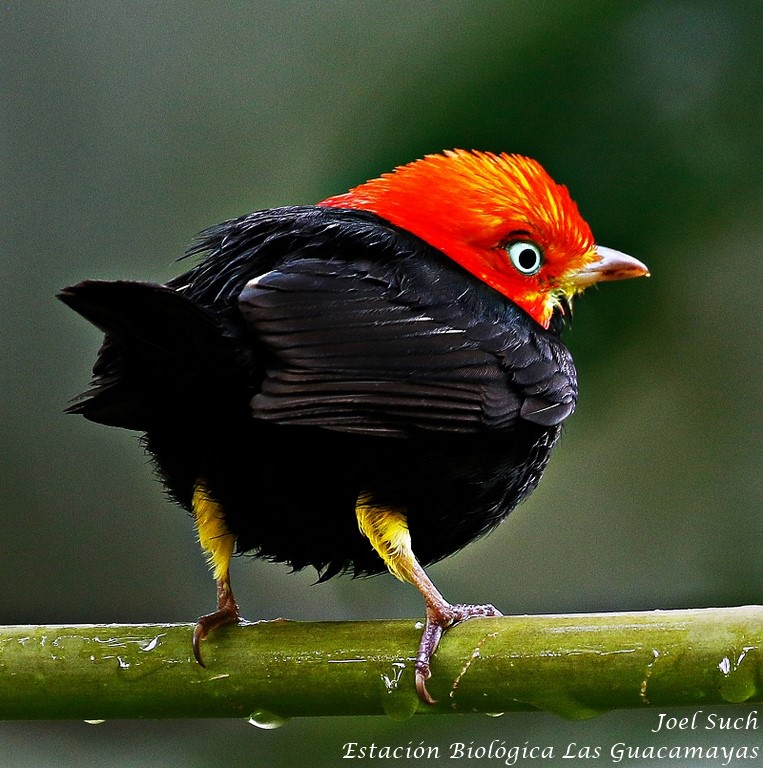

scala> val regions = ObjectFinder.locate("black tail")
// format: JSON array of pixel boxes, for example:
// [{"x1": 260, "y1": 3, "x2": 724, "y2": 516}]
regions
[{"x1": 58, "y1": 280, "x2": 243, "y2": 430}]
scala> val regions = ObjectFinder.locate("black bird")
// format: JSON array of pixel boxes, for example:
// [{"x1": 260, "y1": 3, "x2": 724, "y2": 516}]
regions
[{"x1": 59, "y1": 150, "x2": 648, "y2": 702}]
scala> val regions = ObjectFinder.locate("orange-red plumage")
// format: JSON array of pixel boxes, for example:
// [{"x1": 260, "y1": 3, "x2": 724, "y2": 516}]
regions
[{"x1": 321, "y1": 150, "x2": 598, "y2": 328}]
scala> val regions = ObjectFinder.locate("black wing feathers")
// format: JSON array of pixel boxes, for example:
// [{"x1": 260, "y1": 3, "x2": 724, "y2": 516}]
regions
[{"x1": 239, "y1": 258, "x2": 498, "y2": 434}]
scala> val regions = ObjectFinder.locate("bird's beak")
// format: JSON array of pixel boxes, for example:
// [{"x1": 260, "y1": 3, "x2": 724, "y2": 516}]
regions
[{"x1": 568, "y1": 246, "x2": 650, "y2": 288}]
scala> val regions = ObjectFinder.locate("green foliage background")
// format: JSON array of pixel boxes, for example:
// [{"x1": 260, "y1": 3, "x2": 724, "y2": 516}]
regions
[{"x1": 1, "y1": 1, "x2": 761, "y2": 765}]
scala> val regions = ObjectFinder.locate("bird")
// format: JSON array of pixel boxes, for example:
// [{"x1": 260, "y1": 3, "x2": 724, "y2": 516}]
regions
[{"x1": 58, "y1": 149, "x2": 648, "y2": 703}]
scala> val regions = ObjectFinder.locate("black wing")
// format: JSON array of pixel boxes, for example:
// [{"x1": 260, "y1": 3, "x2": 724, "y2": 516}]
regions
[{"x1": 238, "y1": 245, "x2": 576, "y2": 437}]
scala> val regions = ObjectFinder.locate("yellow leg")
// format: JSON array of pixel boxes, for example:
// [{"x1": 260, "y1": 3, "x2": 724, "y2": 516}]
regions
[
  {"x1": 356, "y1": 494, "x2": 501, "y2": 704},
  {"x1": 191, "y1": 482, "x2": 240, "y2": 665}
]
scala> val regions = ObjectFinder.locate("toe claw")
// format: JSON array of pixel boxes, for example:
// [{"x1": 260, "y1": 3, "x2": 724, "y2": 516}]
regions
[
  {"x1": 192, "y1": 620, "x2": 209, "y2": 667},
  {"x1": 415, "y1": 663, "x2": 437, "y2": 705}
]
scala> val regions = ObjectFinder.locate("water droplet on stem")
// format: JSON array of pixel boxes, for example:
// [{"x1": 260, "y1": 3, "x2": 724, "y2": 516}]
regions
[{"x1": 247, "y1": 709, "x2": 289, "y2": 729}]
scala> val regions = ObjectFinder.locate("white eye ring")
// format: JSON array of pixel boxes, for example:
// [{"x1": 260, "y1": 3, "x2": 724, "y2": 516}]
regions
[{"x1": 506, "y1": 240, "x2": 543, "y2": 275}]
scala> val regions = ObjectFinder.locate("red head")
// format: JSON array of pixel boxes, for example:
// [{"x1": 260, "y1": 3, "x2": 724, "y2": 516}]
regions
[{"x1": 321, "y1": 149, "x2": 648, "y2": 328}]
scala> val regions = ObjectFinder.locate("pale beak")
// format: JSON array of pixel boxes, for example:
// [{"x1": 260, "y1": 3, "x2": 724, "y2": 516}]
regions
[{"x1": 568, "y1": 246, "x2": 650, "y2": 288}]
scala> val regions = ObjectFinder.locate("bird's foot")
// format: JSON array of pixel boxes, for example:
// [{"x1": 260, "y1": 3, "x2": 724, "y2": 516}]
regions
[
  {"x1": 415, "y1": 601, "x2": 502, "y2": 704},
  {"x1": 192, "y1": 578, "x2": 241, "y2": 666}
]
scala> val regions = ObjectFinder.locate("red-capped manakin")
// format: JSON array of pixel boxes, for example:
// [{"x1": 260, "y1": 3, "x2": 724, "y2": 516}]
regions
[{"x1": 59, "y1": 150, "x2": 649, "y2": 703}]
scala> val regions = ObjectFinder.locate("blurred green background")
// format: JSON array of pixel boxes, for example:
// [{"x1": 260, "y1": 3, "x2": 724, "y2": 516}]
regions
[{"x1": 2, "y1": 1, "x2": 761, "y2": 765}]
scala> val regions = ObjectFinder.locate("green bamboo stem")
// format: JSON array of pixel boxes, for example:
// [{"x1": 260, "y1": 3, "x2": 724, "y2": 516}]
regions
[{"x1": 0, "y1": 607, "x2": 761, "y2": 721}]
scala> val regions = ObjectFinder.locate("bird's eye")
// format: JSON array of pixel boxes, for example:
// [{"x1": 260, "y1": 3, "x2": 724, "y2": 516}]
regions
[{"x1": 505, "y1": 240, "x2": 543, "y2": 275}]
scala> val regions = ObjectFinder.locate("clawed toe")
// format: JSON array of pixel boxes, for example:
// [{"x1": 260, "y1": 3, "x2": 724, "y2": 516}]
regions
[
  {"x1": 192, "y1": 604, "x2": 241, "y2": 666},
  {"x1": 192, "y1": 575, "x2": 240, "y2": 666},
  {"x1": 414, "y1": 601, "x2": 501, "y2": 704},
  {"x1": 450, "y1": 603, "x2": 502, "y2": 622}
]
